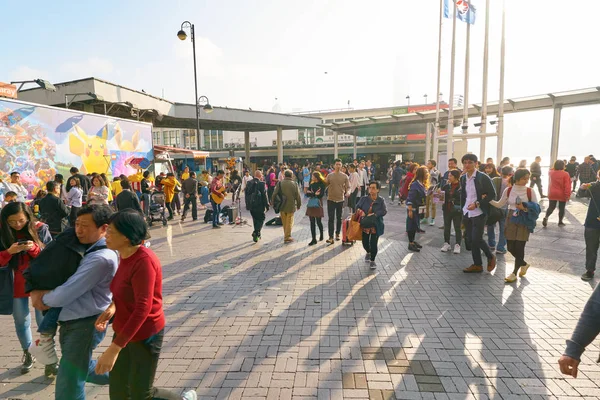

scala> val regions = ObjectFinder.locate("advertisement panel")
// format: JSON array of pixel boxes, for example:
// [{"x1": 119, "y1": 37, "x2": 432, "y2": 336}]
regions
[
  {"x1": 0, "y1": 98, "x2": 153, "y2": 198},
  {"x1": 0, "y1": 82, "x2": 17, "y2": 99}
]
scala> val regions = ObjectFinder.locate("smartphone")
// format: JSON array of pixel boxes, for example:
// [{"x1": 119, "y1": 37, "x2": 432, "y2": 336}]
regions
[{"x1": 17, "y1": 240, "x2": 30, "y2": 245}]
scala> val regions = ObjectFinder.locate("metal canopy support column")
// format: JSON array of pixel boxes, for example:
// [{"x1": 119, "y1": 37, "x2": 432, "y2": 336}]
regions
[
  {"x1": 277, "y1": 127, "x2": 283, "y2": 164},
  {"x1": 425, "y1": 122, "x2": 432, "y2": 162},
  {"x1": 353, "y1": 134, "x2": 357, "y2": 160},
  {"x1": 334, "y1": 131, "x2": 339, "y2": 159},
  {"x1": 244, "y1": 130, "x2": 250, "y2": 167},
  {"x1": 550, "y1": 105, "x2": 562, "y2": 165}
]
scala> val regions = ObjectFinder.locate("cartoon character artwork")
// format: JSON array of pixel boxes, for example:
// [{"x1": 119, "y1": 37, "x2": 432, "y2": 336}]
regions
[
  {"x1": 69, "y1": 125, "x2": 109, "y2": 174},
  {"x1": 114, "y1": 124, "x2": 141, "y2": 152},
  {"x1": 20, "y1": 170, "x2": 38, "y2": 193},
  {"x1": 30, "y1": 139, "x2": 47, "y2": 159},
  {"x1": 0, "y1": 148, "x2": 14, "y2": 172},
  {"x1": 13, "y1": 156, "x2": 35, "y2": 173}
]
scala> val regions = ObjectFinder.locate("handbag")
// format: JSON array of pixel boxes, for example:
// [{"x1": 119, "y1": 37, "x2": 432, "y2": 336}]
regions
[
  {"x1": 360, "y1": 203, "x2": 378, "y2": 228},
  {"x1": 307, "y1": 197, "x2": 320, "y2": 208},
  {"x1": 348, "y1": 216, "x2": 363, "y2": 241}
]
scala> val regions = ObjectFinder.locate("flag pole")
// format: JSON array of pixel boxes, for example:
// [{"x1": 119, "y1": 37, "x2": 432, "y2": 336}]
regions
[
  {"x1": 496, "y1": 0, "x2": 506, "y2": 165},
  {"x1": 479, "y1": 0, "x2": 491, "y2": 162},
  {"x1": 447, "y1": 0, "x2": 458, "y2": 161},
  {"x1": 432, "y1": 0, "x2": 444, "y2": 164},
  {"x1": 462, "y1": 6, "x2": 471, "y2": 140}
]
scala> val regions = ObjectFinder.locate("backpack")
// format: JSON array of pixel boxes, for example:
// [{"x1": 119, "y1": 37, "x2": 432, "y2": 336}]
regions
[
  {"x1": 245, "y1": 180, "x2": 261, "y2": 211},
  {"x1": 506, "y1": 186, "x2": 533, "y2": 202}
]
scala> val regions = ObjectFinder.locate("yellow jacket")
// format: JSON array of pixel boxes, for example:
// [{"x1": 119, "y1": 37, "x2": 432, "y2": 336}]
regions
[{"x1": 162, "y1": 178, "x2": 180, "y2": 202}]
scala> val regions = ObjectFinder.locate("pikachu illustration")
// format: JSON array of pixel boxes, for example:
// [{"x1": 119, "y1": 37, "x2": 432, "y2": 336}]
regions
[
  {"x1": 69, "y1": 125, "x2": 109, "y2": 174},
  {"x1": 114, "y1": 123, "x2": 140, "y2": 152}
]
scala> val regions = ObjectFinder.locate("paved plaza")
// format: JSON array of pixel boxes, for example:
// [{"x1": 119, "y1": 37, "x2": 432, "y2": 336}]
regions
[{"x1": 0, "y1": 195, "x2": 598, "y2": 400}]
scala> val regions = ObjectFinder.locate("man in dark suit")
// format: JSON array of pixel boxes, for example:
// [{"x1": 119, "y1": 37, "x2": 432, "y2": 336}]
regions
[{"x1": 39, "y1": 181, "x2": 69, "y2": 237}]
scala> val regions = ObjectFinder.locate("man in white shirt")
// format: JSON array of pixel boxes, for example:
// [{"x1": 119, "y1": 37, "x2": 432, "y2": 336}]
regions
[
  {"x1": 460, "y1": 154, "x2": 497, "y2": 273},
  {"x1": 1, "y1": 171, "x2": 29, "y2": 202},
  {"x1": 358, "y1": 161, "x2": 369, "y2": 197}
]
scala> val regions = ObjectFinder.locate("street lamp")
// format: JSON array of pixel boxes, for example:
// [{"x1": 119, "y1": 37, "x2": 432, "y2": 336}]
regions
[
  {"x1": 177, "y1": 20, "x2": 202, "y2": 149},
  {"x1": 11, "y1": 79, "x2": 56, "y2": 92},
  {"x1": 424, "y1": 94, "x2": 428, "y2": 104},
  {"x1": 197, "y1": 95, "x2": 213, "y2": 113},
  {"x1": 405, "y1": 95, "x2": 410, "y2": 106},
  {"x1": 65, "y1": 92, "x2": 104, "y2": 109}
]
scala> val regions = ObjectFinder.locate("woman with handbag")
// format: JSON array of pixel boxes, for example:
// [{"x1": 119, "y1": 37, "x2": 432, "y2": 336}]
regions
[
  {"x1": 306, "y1": 172, "x2": 326, "y2": 246},
  {"x1": 440, "y1": 170, "x2": 463, "y2": 254},
  {"x1": 356, "y1": 181, "x2": 388, "y2": 269},
  {"x1": 406, "y1": 166, "x2": 429, "y2": 252}
]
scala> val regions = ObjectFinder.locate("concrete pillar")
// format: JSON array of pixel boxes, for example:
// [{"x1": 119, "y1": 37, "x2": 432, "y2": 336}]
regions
[
  {"x1": 333, "y1": 131, "x2": 339, "y2": 159},
  {"x1": 353, "y1": 134, "x2": 357, "y2": 160},
  {"x1": 425, "y1": 122, "x2": 432, "y2": 162},
  {"x1": 432, "y1": 124, "x2": 439, "y2": 164},
  {"x1": 244, "y1": 131, "x2": 251, "y2": 169},
  {"x1": 550, "y1": 106, "x2": 562, "y2": 165},
  {"x1": 277, "y1": 127, "x2": 283, "y2": 164}
]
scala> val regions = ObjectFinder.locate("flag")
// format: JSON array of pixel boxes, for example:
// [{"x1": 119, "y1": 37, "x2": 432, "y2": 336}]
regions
[{"x1": 444, "y1": 0, "x2": 477, "y2": 25}]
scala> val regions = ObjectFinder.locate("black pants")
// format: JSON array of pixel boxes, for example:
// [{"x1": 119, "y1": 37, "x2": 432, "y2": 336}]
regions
[
  {"x1": 572, "y1": 178, "x2": 578, "y2": 192},
  {"x1": 110, "y1": 329, "x2": 163, "y2": 400},
  {"x1": 390, "y1": 183, "x2": 399, "y2": 202},
  {"x1": 585, "y1": 227, "x2": 600, "y2": 272},
  {"x1": 360, "y1": 186, "x2": 366, "y2": 197},
  {"x1": 463, "y1": 214, "x2": 493, "y2": 266},
  {"x1": 362, "y1": 232, "x2": 379, "y2": 261},
  {"x1": 166, "y1": 201, "x2": 174, "y2": 219},
  {"x1": 182, "y1": 195, "x2": 198, "y2": 220},
  {"x1": 69, "y1": 206, "x2": 80, "y2": 227},
  {"x1": 267, "y1": 186, "x2": 275, "y2": 204},
  {"x1": 530, "y1": 175, "x2": 544, "y2": 197},
  {"x1": 250, "y1": 210, "x2": 266, "y2": 237},
  {"x1": 310, "y1": 216, "x2": 324, "y2": 240},
  {"x1": 507, "y1": 240, "x2": 527, "y2": 275},
  {"x1": 545, "y1": 200, "x2": 566, "y2": 222},
  {"x1": 172, "y1": 193, "x2": 181, "y2": 213},
  {"x1": 327, "y1": 200, "x2": 344, "y2": 238},
  {"x1": 443, "y1": 209, "x2": 462, "y2": 244}
]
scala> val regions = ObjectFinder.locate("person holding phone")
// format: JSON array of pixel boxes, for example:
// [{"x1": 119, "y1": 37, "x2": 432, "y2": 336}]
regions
[{"x1": 306, "y1": 171, "x2": 326, "y2": 245}]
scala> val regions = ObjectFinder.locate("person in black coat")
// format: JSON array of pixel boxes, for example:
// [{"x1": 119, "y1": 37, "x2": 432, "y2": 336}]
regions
[
  {"x1": 65, "y1": 167, "x2": 91, "y2": 202},
  {"x1": 181, "y1": 172, "x2": 199, "y2": 222},
  {"x1": 38, "y1": 181, "x2": 69, "y2": 237},
  {"x1": 245, "y1": 170, "x2": 269, "y2": 242},
  {"x1": 115, "y1": 180, "x2": 143, "y2": 214}
]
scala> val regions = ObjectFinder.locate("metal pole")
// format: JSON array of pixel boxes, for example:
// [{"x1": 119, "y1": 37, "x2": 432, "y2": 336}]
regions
[
  {"x1": 433, "y1": 0, "x2": 444, "y2": 164},
  {"x1": 496, "y1": 0, "x2": 506, "y2": 165},
  {"x1": 333, "y1": 131, "x2": 339, "y2": 159},
  {"x1": 244, "y1": 130, "x2": 251, "y2": 167},
  {"x1": 447, "y1": 0, "x2": 458, "y2": 160},
  {"x1": 550, "y1": 106, "x2": 562, "y2": 165},
  {"x1": 425, "y1": 122, "x2": 432, "y2": 162},
  {"x1": 191, "y1": 24, "x2": 202, "y2": 150},
  {"x1": 277, "y1": 127, "x2": 283, "y2": 164},
  {"x1": 479, "y1": 0, "x2": 491, "y2": 162},
  {"x1": 353, "y1": 134, "x2": 357, "y2": 160},
  {"x1": 462, "y1": 13, "x2": 471, "y2": 139}
]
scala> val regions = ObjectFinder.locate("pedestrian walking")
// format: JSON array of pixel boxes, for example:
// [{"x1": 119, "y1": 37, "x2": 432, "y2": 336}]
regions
[
  {"x1": 266, "y1": 167, "x2": 277, "y2": 204},
  {"x1": 302, "y1": 162, "x2": 311, "y2": 194},
  {"x1": 347, "y1": 164, "x2": 360, "y2": 214},
  {"x1": 487, "y1": 166, "x2": 513, "y2": 255},
  {"x1": 306, "y1": 171, "x2": 326, "y2": 246},
  {"x1": 490, "y1": 168, "x2": 541, "y2": 282},
  {"x1": 181, "y1": 171, "x2": 199, "y2": 222},
  {"x1": 325, "y1": 159, "x2": 350, "y2": 244},
  {"x1": 0, "y1": 202, "x2": 51, "y2": 374},
  {"x1": 529, "y1": 156, "x2": 547, "y2": 198},
  {"x1": 424, "y1": 160, "x2": 440, "y2": 226},
  {"x1": 356, "y1": 181, "x2": 387, "y2": 269},
  {"x1": 406, "y1": 166, "x2": 429, "y2": 252},
  {"x1": 566, "y1": 156, "x2": 579, "y2": 193},
  {"x1": 390, "y1": 161, "x2": 406, "y2": 204},
  {"x1": 460, "y1": 154, "x2": 497, "y2": 273},
  {"x1": 66, "y1": 177, "x2": 83, "y2": 227},
  {"x1": 543, "y1": 159, "x2": 571, "y2": 227},
  {"x1": 271, "y1": 170, "x2": 302, "y2": 243},
  {"x1": 578, "y1": 156, "x2": 597, "y2": 195},
  {"x1": 245, "y1": 170, "x2": 270, "y2": 242},
  {"x1": 141, "y1": 171, "x2": 153, "y2": 217},
  {"x1": 440, "y1": 170, "x2": 463, "y2": 254},
  {"x1": 358, "y1": 161, "x2": 369, "y2": 197},
  {"x1": 161, "y1": 172, "x2": 180, "y2": 220},
  {"x1": 580, "y1": 171, "x2": 600, "y2": 281}
]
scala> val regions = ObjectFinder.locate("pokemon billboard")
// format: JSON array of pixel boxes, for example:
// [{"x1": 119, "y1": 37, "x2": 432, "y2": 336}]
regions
[{"x1": 0, "y1": 98, "x2": 153, "y2": 198}]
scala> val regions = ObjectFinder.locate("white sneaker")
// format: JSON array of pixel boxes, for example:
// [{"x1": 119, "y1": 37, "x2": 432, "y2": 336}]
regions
[
  {"x1": 429, "y1": 218, "x2": 435, "y2": 226},
  {"x1": 453, "y1": 244, "x2": 461, "y2": 254},
  {"x1": 182, "y1": 389, "x2": 198, "y2": 400},
  {"x1": 441, "y1": 243, "x2": 451, "y2": 252},
  {"x1": 29, "y1": 334, "x2": 58, "y2": 365}
]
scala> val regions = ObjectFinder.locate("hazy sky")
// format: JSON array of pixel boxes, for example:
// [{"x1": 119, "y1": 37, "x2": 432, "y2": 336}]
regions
[{"x1": 3, "y1": 0, "x2": 599, "y2": 161}]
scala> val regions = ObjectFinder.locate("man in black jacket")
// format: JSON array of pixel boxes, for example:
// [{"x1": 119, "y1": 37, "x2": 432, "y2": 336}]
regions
[
  {"x1": 39, "y1": 181, "x2": 69, "y2": 237},
  {"x1": 115, "y1": 180, "x2": 143, "y2": 214},
  {"x1": 181, "y1": 171, "x2": 199, "y2": 222},
  {"x1": 65, "y1": 167, "x2": 91, "y2": 202},
  {"x1": 246, "y1": 170, "x2": 270, "y2": 242},
  {"x1": 529, "y1": 156, "x2": 547, "y2": 198},
  {"x1": 460, "y1": 154, "x2": 497, "y2": 273}
]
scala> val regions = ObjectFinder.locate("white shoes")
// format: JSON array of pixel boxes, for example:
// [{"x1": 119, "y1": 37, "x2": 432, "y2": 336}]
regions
[
  {"x1": 453, "y1": 244, "x2": 461, "y2": 254},
  {"x1": 429, "y1": 218, "x2": 435, "y2": 226},
  {"x1": 182, "y1": 389, "x2": 198, "y2": 400},
  {"x1": 441, "y1": 243, "x2": 451, "y2": 252},
  {"x1": 29, "y1": 334, "x2": 58, "y2": 365}
]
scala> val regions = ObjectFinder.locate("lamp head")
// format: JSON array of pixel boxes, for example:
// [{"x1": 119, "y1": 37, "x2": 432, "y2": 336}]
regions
[
  {"x1": 177, "y1": 30, "x2": 187, "y2": 40},
  {"x1": 203, "y1": 104, "x2": 214, "y2": 114}
]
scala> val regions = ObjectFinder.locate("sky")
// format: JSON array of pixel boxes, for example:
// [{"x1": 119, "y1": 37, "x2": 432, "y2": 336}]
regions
[{"x1": 3, "y1": 0, "x2": 599, "y2": 163}]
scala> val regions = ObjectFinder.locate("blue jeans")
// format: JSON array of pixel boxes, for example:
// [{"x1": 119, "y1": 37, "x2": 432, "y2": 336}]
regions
[
  {"x1": 210, "y1": 199, "x2": 221, "y2": 226},
  {"x1": 13, "y1": 297, "x2": 43, "y2": 351},
  {"x1": 56, "y1": 315, "x2": 109, "y2": 400},
  {"x1": 38, "y1": 307, "x2": 61, "y2": 335},
  {"x1": 487, "y1": 209, "x2": 507, "y2": 250}
]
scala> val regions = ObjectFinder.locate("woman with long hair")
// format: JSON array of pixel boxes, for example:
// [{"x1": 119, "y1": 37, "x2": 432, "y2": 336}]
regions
[
  {"x1": 484, "y1": 163, "x2": 500, "y2": 178},
  {"x1": 88, "y1": 175, "x2": 110, "y2": 206},
  {"x1": 440, "y1": 169, "x2": 463, "y2": 254},
  {"x1": 306, "y1": 171, "x2": 326, "y2": 245},
  {"x1": 490, "y1": 168, "x2": 540, "y2": 282},
  {"x1": 0, "y1": 202, "x2": 51, "y2": 374},
  {"x1": 267, "y1": 167, "x2": 277, "y2": 204},
  {"x1": 95, "y1": 210, "x2": 196, "y2": 399},
  {"x1": 543, "y1": 159, "x2": 572, "y2": 227},
  {"x1": 406, "y1": 166, "x2": 429, "y2": 252},
  {"x1": 66, "y1": 176, "x2": 83, "y2": 227},
  {"x1": 399, "y1": 163, "x2": 419, "y2": 202},
  {"x1": 347, "y1": 164, "x2": 360, "y2": 214},
  {"x1": 100, "y1": 173, "x2": 113, "y2": 205}
]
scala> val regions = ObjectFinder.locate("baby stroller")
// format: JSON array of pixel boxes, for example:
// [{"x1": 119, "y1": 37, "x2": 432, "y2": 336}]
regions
[{"x1": 147, "y1": 192, "x2": 168, "y2": 226}]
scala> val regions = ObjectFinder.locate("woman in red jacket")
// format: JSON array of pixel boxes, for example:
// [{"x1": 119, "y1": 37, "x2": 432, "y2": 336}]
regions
[
  {"x1": 543, "y1": 159, "x2": 572, "y2": 227},
  {"x1": 0, "y1": 202, "x2": 52, "y2": 374},
  {"x1": 94, "y1": 210, "x2": 196, "y2": 400}
]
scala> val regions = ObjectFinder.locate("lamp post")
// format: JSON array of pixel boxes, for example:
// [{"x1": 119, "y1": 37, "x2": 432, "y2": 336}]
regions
[
  {"x1": 196, "y1": 96, "x2": 213, "y2": 149},
  {"x1": 424, "y1": 94, "x2": 428, "y2": 104},
  {"x1": 177, "y1": 21, "x2": 201, "y2": 150},
  {"x1": 405, "y1": 95, "x2": 411, "y2": 106},
  {"x1": 10, "y1": 79, "x2": 56, "y2": 92},
  {"x1": 65, "y1": 92, "x2": 104, "y2": 109}
]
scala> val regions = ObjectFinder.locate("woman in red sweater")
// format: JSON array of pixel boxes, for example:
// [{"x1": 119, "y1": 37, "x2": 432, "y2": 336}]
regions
[
  {"x1": 543, "y1": 159, "x2": 572, "y2": 227},
  {"x1": 0, "y1": 202, "x2": 51, "y2": 374},
  {"x1": 94, "y1": 210, "x2": 196, "y2": 400}
]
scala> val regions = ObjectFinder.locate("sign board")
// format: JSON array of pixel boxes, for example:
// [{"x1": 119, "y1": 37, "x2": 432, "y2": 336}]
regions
[{"x1": 0, "y1": 82, "x2": 17, "y2": 99}]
